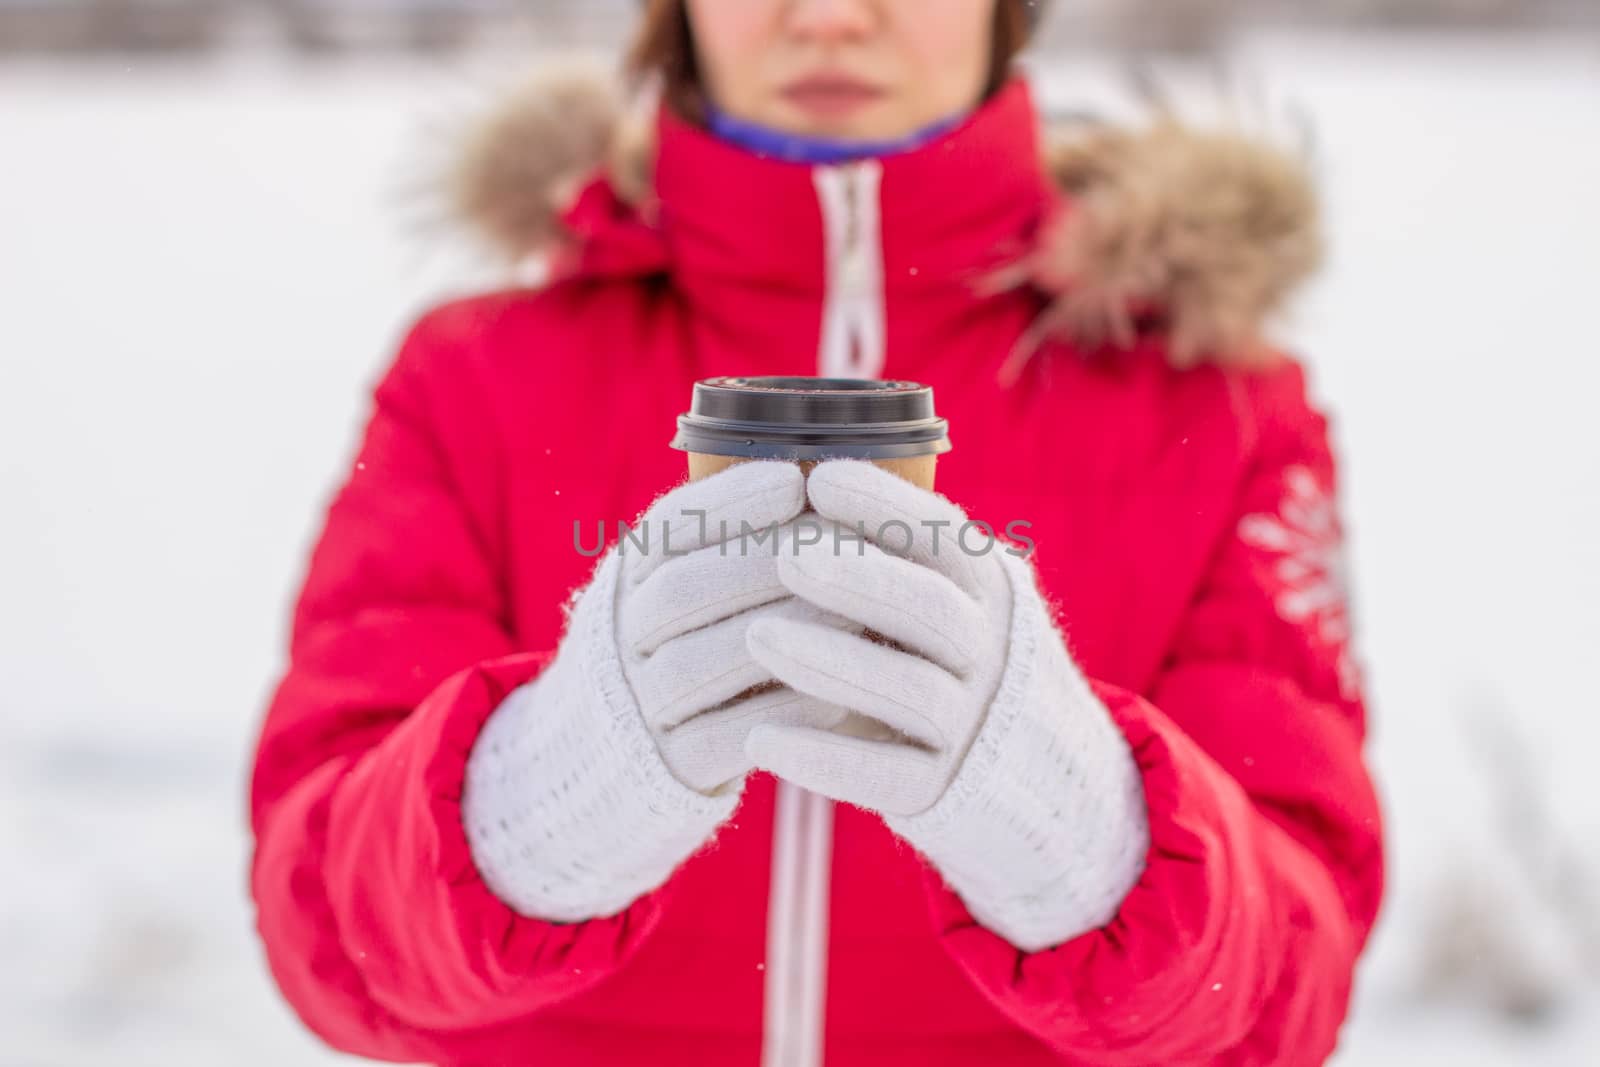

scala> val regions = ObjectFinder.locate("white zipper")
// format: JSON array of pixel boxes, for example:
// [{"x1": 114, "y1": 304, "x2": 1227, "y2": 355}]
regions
[
  {"x1": 763, "y1": 781, "x2": 835, "y2": 1067},
  {"x1": 760, "y1": 158, "x2": 886, "y2": 1067},
  {"x1": 813, "y1": 161, "x2": 886, "y2": 380}
]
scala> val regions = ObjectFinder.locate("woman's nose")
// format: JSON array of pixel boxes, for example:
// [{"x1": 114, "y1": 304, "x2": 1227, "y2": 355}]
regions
[{"x1": 785, "y1": 0, "x2": 879, "y2": 43}]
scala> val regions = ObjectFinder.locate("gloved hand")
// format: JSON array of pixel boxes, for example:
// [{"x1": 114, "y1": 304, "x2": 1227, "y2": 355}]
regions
[
  {"x1": 743, "y1": 460, "x2": 1152, "y2": 951},
  {"x1": 615, "y1": 469, "x2": 856, "y2": 796},
  {"x1": 463, "y1": 461, "x2": 847, "y2": 922}
]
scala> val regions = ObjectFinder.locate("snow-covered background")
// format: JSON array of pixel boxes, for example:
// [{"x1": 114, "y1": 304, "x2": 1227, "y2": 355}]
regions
[{"x1": 2, "y1": 28, "x2": 1597, "y2": 1067}]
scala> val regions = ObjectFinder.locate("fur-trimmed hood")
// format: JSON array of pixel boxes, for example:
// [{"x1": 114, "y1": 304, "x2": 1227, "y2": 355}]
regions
[{"x1": 448, "y1": 63, "x2": 1324, "y2": 373}]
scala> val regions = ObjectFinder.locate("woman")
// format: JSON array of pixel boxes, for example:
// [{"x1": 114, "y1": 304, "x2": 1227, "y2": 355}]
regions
[{"x1": 248, "y1": 1, "x2": 1385, "y2": 1064}]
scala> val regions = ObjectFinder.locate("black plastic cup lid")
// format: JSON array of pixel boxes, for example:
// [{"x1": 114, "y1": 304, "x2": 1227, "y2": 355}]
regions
[{"x1": 670, "y1": 376, "x2": 952, "y2": 461}]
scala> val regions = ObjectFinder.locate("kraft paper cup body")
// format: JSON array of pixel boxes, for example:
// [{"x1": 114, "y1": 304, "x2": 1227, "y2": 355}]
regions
[{"x1": 686, "y1": 451, "x2": 936, "y2": 489}]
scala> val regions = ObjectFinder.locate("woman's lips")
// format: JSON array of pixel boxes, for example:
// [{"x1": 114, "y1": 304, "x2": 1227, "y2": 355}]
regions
[{"x1": 780, "y1": 75, "x2": 885, "y2": 119}]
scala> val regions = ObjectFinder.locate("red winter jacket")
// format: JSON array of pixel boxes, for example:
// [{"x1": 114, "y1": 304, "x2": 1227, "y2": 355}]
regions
[{"x1": 249, "y1": 75, "x2": 1384, "y2": 1066}]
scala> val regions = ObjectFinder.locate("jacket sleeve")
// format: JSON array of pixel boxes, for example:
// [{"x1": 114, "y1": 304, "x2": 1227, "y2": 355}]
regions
[
  {"x1": 246, "y1": 305, "x2": 676, "y2": 1062},
  {"x1": 914, "y1": 358, "x2": 1385, "y2": 1065}
]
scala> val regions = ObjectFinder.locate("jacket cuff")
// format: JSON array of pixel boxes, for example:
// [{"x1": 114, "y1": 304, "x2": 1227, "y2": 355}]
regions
[
  {"x1": 461, "y1": 551, "x2": 742, "y2": 923},
  {"x1": 884, "y1": 550, "x2": 1151, "y2": 952}
]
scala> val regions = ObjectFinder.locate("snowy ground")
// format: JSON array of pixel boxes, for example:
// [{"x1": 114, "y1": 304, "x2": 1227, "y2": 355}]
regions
[{"x1": 1, "y1": 30, "x2": 1597, "y2": 1067}]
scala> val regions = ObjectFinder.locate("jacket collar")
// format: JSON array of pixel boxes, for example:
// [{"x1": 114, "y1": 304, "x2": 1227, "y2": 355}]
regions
[
  {"x1": 590, "y1": 78, "x2": 1053, "y2": 378},
  {"x1": 652, "y1": 77, "x2": 1052, "y2": 298},
  {"x1": 465, "y1": 65, "x2": 1324, "y2": 376}
]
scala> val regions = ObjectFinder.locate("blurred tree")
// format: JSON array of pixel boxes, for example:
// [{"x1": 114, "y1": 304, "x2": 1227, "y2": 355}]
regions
[{"x1": 1, "y1": 0, "x2": 1594, "y2": 57}]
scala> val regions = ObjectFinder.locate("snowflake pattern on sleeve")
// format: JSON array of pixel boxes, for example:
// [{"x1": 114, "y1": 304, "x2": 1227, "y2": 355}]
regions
[{"x1": 1237, "y1": 465, "x2": 1363, "y2": 703}]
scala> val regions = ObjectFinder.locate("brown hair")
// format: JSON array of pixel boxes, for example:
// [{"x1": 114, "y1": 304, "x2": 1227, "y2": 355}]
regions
[{"x1": 624, "y1": 0, "x2": 1033, "y2": 125}]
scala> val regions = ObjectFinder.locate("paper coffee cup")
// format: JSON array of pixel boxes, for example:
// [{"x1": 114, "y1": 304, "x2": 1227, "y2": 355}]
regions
[
  {"x1": 670, "y1": 376, "x2": 951, "y2": 488},
  {"x1": 671, "y1": 377, "x2": 951, "y2": 743}
]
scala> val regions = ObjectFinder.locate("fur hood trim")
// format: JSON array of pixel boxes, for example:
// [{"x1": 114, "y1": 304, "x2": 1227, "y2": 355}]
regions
[{"x1": 449, "y1": 63, "x2": 1324, "y2": 372}]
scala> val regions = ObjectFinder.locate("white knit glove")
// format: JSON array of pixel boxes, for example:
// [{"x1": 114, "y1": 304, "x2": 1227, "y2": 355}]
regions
[
  {"x1": 744, "y1": 460, "x2": 1152, "y2": 951},
  {"x1": 463, "y1": 461, "x2": 845, "y2": 922}
]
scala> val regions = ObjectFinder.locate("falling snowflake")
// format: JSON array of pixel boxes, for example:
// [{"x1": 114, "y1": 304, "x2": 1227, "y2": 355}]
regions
[{"x1": 1237, "y1": 465, "x2": 1363, "y2": 702}]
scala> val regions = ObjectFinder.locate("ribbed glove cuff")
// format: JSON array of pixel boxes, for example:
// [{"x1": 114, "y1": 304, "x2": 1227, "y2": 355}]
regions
[{"x1": 462, "y1": 550, "x2": 742, "y2": 922}]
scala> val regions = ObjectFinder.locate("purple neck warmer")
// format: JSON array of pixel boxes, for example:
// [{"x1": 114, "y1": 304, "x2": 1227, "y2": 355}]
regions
[{"x1": 703, "y1": 101, "x2": 968, "y2": 165}]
